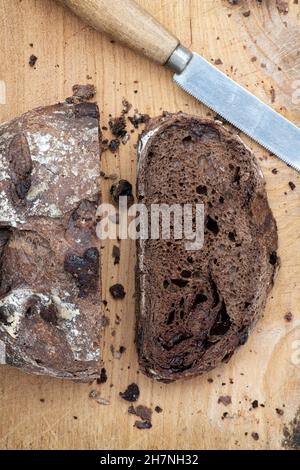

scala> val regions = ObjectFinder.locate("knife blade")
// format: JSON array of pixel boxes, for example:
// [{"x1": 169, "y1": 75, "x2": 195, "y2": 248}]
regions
[
  {"x1": 59, "y1": 0, "x2": 300, "y2": 171},
  {"x1": 174, "y1": 53, "x2": 300, "y2": 172}
]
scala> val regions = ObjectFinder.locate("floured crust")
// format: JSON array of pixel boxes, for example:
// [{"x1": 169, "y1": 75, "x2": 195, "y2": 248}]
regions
[
  {"x1": 136, "y1": 113, "x2": 279, "y2": 382},
  {"x1": 0, "y1": 102, "x2": 102, "y2": 381}
]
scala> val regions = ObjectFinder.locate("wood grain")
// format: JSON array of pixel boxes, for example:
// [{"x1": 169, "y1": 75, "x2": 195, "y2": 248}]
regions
[
  {"x1": 0, "y1": 0, "x2": 300, "y2": 450},
  {"x1": 59, "y1": 0, "x2": 179, "y2": 64}
]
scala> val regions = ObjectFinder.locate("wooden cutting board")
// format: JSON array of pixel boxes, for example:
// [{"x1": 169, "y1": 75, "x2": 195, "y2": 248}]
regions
[{"x1": 0, "y1": 0, "x2": 300, "y2": 450}]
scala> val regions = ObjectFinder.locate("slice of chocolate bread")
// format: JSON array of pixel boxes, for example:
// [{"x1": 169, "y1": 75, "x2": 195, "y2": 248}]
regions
[
  {"x1": 136, "y1": 113, "x2": 278, "y2": 382},
  {"x1": 0, "y1": 102, "x2": 102, "y2": 381}
]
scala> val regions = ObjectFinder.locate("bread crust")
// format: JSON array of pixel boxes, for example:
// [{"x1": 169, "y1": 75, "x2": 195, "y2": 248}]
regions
[
  {"x1": 0, "y1": 102, "x2": 102, "y2": 381},
  {"x1": 136, "y1": 113, "x2": 279, "y2": 382}
]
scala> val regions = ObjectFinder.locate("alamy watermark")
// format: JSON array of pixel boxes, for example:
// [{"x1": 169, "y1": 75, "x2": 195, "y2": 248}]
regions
[
  {"x1": 0, "y1": 80, "x2": 6, "y2": 105},
  {"x1": 96, "y1": 197, "x2": 205, "y2": 251}
]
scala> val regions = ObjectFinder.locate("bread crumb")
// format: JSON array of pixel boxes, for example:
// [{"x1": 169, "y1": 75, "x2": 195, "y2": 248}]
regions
[
  {"x1": 276, "y1": 1, "x2": 289, "y2": 14},
  {"x1": 284, "y1": 312, "x2": 293, "y2": 322},
  {"x1": 89, "y1": 390, "x2": 110, "y2": 406},
  {"x1": 289, "y1": 182, "x2": 296, "y2": 191},
  {"x1": 72, "y1": 84, "x2": 96, "y2": 101},
  {"x1": 29, "y1": 55, "x2": 38, "y2": 67},
  {"x1": 120, "y1": 383, "x2": 140, "y2": 402},
  {"x1": 218, "y1": 396, "x2": 232, "y2": 406}
]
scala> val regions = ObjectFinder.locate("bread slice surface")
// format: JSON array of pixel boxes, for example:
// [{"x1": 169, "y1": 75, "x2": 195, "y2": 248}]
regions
[{"x1": 136, "y1": 113, "x2": 278, "y2": 381}]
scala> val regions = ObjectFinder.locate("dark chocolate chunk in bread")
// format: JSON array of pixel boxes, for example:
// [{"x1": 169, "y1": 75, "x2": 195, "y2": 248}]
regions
[
  {"x1": 0, "y1": 102, "x2": 102, "y2": 381},
  {"x1": 136, "y1": 113, "x2": 278, "y2": 382}
]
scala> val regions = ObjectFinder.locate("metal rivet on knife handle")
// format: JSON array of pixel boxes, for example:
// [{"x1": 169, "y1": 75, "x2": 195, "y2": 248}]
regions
[
  {"x1": 166, "y1": 45, "x2": 193, "y2": 74},
  {"x1": 58, "y1": 0, "x2": 180, "y2": 65}
]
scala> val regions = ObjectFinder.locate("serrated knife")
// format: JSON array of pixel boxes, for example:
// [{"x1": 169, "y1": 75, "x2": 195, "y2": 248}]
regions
[{"x1": 59, "y1": 0, "x2": 300, "y2": 171}]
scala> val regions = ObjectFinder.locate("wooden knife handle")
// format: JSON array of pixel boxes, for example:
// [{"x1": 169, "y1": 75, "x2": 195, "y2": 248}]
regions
[{"x1": 58, "y1": 0, "x2": 180, "y2": 65}]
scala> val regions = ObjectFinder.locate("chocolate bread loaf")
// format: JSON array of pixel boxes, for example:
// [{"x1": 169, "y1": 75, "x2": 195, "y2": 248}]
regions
[
  {"x1": 136, "y1": 113, "x2": 279, "y2": 382},
  {"x1": 0, "y1": 102, "x2": 102, "y2": 381}
]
